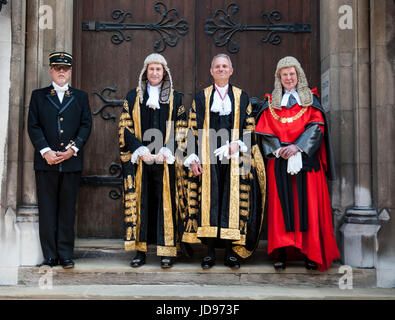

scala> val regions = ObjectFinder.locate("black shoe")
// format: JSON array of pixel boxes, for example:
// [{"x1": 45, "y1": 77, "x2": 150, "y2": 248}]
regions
[
  {"x1": 201, "y1": 256, "x2": 215, "y2": 269},
  {"x1": 160, "y1": 257, "x2": 174, "y2": 269},
  {"x1": 273, "y1": 260, "x2": 286, "y2": 271},
  {"x1": 38, "y1": 258, "x2": 58, "y2": 267},
  {"x1": 224, "y1": 256, "x2": 240, "y2": 269},
  {"x1": 304, "y1": 257, "x2": 318, "y2": 270},
  {"x1": 60, "y1": 259, "x2": 74, "y2": 269},
  {"x1": 131, "y1": 252, "x2": 146, "y2": 268},
  {"x1": 273, "y1": 247, "x2": 286, "y2": 271}
]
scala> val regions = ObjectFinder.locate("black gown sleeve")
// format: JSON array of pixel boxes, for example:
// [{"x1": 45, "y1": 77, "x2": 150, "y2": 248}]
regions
[
  {"x1": 119, "y1": 91, "x2": 144, "y2": 155},
  {"x1": 27, "y1": 90, "x2": 50, "y2": 151},
  {"x1": 294, "y1": 123, "x2": 324, "y2": 158}
]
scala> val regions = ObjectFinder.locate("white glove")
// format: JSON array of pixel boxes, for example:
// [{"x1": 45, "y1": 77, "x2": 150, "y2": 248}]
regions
[
  {"x1": 287, "y1": 152, "x2": 302, "y2": 175},
  {"x1": 214, "y1": 141, "x2": 230, "y2": 161}
]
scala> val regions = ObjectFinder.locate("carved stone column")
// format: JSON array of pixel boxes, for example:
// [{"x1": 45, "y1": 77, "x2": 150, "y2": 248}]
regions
[
  {"x1": 340, "y1": 0, "x2": 381, "y2": 268},
  {"x1": 371, "y1": 0, "x2": 395, "y2": 288},
  {"x1": 17, "y1": 0, "x2": 45, "y2": 266},
  {"x1": 320, "y1": 0, "x2": 381, "y2": 269},
  {"x1": 17, "y1": 0, "x2": 74, "y2": 266},
  {"x1": 0, "y1": 0, "x2": 19, "y2": 285}
]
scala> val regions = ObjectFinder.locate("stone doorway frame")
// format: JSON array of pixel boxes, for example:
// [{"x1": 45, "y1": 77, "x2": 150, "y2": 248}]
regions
[{"x1": 1, "y1": 0, "x2": 394, "y2": 287}]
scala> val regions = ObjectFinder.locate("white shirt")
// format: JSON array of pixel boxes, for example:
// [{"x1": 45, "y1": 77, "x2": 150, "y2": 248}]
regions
[
  {"x1": 52, "y1": 81, "x2": 69, "y2": 103},
  {"x1": 281, "y1": 89, "x2": 302, "y2": 107}
]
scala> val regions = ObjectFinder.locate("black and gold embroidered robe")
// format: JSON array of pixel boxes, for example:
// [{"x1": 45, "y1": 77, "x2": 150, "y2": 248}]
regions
[
  {"x1": 177, "y1": 85, "x2": 266, "y2": 259},
  {"x1": 118, "y1": 87, "x2": 186, "y2": 257}
]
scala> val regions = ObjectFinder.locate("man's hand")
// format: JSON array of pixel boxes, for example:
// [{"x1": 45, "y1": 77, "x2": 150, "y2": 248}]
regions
[
  {"x1": 279, "y1": 144, "x2": 299, "y2": 160},
  {"x1": 55, "y1": 148, "x2": 75, "y2": 162},
  {"x1": 155, "y1": 151, "x2": 166, "y2": 163},
  {"x1": 190, "y1": 160, "x2": 203, "y2": 176},
  {"x1": 44, "y1": 150, "x2": 64, "y2": 165},
  {"x1": 140, "y1": 152, "x2": 155, "y2": 163},
  {"x1": 229, "y1": 141, "x2": 240, "y2": 155}
]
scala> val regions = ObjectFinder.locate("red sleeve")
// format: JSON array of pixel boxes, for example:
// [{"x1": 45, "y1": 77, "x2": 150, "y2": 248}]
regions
[
  {"x1": 308, "y1": 107, "x2": 325, "y2": 135},
  {"x1": 255, "y1": 108, "x2": 277, "y2": 136},
  {"x1": 255, "y1": 94, "x2": 278, "y2": 136}
]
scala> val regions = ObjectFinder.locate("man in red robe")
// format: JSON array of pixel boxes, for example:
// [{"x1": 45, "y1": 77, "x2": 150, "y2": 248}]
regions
[{"x1": 254, "y1": 56, "x2": 340, "y2": 271}]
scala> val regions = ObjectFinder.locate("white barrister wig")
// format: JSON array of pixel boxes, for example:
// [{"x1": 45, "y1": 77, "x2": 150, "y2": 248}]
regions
[
  {"x1": 271, "y1": 56, "x2": 313, "y2": 109},
  {"x1": 138, "y1": 53, "x2": 173, "y2": 104}
]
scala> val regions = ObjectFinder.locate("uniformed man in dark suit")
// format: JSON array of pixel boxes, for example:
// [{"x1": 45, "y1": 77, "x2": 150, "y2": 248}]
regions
[{"x1": 27, "y1": 52, "x2": 92, "y2": 269}]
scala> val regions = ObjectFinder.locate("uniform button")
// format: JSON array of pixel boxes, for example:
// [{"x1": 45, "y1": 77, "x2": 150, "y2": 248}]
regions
[
  {"x1": 60, "y1": 143, "x2": 64, "y2": 147},
  {"x1": 60, "y1": 130, "x2": 64, "y2": 134},
  {"x1": 60, "y1": 118, "x2": 64, "y2": 122}
]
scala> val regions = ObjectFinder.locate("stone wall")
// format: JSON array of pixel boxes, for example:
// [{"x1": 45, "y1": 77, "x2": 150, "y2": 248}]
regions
[
  {"x1": 0, "y1": 0, "x2": 12, "y2": 211},
  {"x1": 0, "y1": 0, "x2": 18, "y2": 285},
  {"x1": 373, "y1": 0, "x2": 395, "y2": 288},
  {"x1": 0, "y1": 0, "x2": 74, "y2": 284},
  {"x1": 0, "y1": 0, "x2": 393, "y2": 287},
  {"x1": 320, "y1": 0, "x2": 394, "y2": 287}
]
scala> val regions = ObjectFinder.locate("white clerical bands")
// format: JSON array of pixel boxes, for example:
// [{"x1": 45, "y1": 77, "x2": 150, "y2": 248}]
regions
[
  {"x1": 280, "y1": 90, "x2": 302, "y2": 108},
  {"x1": 211, "y1": 84, "x2": 232, "y2": 116},
  {"x1": 146, "y1": 83, "x2": 161, "y2": 110}
]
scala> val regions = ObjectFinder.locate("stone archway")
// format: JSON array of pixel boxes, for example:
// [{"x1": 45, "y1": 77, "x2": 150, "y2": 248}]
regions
[{"x1": 1, "y1": 0, "x2": 394, "y2": 288}]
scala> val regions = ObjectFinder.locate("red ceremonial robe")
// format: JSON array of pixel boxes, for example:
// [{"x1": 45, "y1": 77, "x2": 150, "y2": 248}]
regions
[{"x1": 255, "y1": 92, "x2": 339, "y2": 271}]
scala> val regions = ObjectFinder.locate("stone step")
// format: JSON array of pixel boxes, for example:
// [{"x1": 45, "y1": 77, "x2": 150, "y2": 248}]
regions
[
  {"x1": 17, "y1": 239, "x2": 377, "y2": 288},
  {"x1": 1, "y1": 284, "x2": 395, "y2": 300}
]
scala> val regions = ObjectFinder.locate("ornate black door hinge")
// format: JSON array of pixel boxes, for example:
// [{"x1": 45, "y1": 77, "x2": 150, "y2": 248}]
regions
[
  {"x1": 80, "y1": 163, "x2": 123, "y2": 200},
  {"x1": 92, "y1": 85, "x2": 124, "y2": 121},
  {"x1": 0, "y1": 0, "x2": 8, "y2": 12},
  {"x1": 82, "y1": 1, "x2": 189, "y2": 53},
  {"x1": 205, "y1": 3, "x2": 311, "y2": 54}
]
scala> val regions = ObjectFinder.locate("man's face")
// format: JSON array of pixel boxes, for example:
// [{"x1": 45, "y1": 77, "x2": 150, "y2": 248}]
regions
[
  {"x1": 280, "y1": 67, "x2": 298, "y2": 91},
  {"x1": 210, "y1": 57, "x2": 233, "y2": 85},
  {"x1": 49, "y1": 65, "x2": 72, "y2": 87},
  {"x1": 147, "y1": 63, "x2": 164, "y2": 86}
]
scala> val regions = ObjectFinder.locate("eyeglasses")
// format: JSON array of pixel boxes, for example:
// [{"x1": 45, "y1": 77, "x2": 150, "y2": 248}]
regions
[{"x1": 52, "y1": 65, "x2": 71, "y2": 72}]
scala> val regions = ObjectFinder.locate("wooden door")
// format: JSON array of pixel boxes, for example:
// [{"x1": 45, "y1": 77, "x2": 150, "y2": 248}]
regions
[
  {"x1": 73, "y1": 0, "x2": 320, "y2": 238},
  {"x1": 195, "y1": 0, "x2": 320, "y2": 96}
]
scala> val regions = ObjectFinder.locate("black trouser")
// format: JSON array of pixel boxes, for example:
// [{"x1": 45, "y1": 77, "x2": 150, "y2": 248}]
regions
[
  {"x1": 207, "y1": 163, "x2": 233, "y2": 256},
  {"x1": 35, "y1": 170, "x2": 81, "y2": 261},
  {"x1": 140, "y1": 163, "x2": 163, "y2": 245}
]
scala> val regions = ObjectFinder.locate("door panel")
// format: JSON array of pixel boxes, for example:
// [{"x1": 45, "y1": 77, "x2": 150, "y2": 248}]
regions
[{"x1": 73, "y1": 0, "x2": 319, "y2": 238}]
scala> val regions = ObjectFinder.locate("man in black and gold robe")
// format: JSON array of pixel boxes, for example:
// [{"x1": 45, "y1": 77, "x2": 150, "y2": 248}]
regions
[
  {"x1": 118, "y1": 53, "x2": 186, "y2": 268},
  {"x1": 177, "y1": 54, "x2": 266, "y2": 269}
]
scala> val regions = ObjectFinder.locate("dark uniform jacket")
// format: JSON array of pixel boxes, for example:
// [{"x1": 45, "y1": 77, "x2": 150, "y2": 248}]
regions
[{"x1": 27, "y1": 85, "x2": 92, "y2": 172}]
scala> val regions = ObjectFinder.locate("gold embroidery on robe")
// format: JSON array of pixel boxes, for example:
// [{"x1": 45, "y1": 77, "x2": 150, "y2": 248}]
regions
[
  {"x1": 220, "y1": 86, "x2": 242, "y2": 240},
  {"x1": 162, "y1": 90, "x2": 175, "y2": 248}
]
